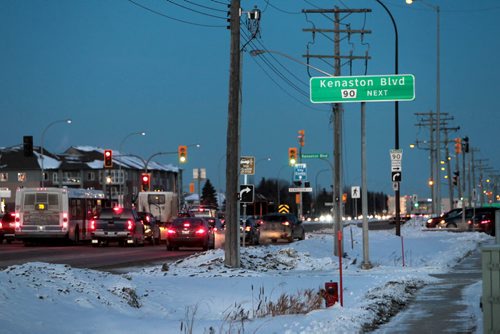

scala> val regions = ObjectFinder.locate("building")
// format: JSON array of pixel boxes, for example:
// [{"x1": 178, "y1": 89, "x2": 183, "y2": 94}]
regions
[{"x1": 0, "y1": 145, "x2": 181, "y2": 211}]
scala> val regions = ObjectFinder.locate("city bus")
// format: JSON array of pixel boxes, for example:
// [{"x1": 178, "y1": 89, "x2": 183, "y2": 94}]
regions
[{"x1": 14, "y1": 187, "x2": 108, "y2": 244}]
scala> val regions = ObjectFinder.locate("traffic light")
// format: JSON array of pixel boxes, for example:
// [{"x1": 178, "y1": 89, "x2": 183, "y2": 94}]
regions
[
  {"x1": 452, "y1": 171, "x2": 459, "y2": 186},
  {"x1": 141, "y1": 173, "x2": 151, "y2": 192},
  {"x1": 178, "y1": 145, "x2": 187, "y2": 163},
  {"x1": 104, "y1": 149, "x2": 113, "y2": 168},
  {"x1": 454, "y1": 138, "x2": 462, "y2": 154},
  {"x1": 288, "y1": 147, "x2": 297, "y2": 166},
  {"x1": 298, "y1": 130, "x2": 305, "y2": 147},
  {"x1": 462, "y1": 136, "x2": 469, "y2": 153}
]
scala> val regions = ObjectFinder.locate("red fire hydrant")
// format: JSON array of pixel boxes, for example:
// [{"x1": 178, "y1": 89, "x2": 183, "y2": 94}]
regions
[{"x1": 322, "y1": 281, "x2": 339, "y2": 307}]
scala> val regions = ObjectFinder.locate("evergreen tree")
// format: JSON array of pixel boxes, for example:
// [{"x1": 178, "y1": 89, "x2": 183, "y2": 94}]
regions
[{"x1": 200, "y1": 179, "x2": 218, "y2": 209}]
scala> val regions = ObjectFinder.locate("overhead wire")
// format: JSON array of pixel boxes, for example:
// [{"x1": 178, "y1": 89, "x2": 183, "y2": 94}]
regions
[
  {"x1": 126, "y1": 0, "x2": 226, "y2": 27},
  {"x1": 180, "y1": 0, "x2": 227, "y2": 13},
  {"x1": 164, "y1": 0, "x2": 227, "y2": 20}
]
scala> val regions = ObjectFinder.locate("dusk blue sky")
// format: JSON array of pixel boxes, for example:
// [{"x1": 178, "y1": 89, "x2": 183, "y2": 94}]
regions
[{"x1": 1, "y1": 0, "x2": 499, "y2": 200}]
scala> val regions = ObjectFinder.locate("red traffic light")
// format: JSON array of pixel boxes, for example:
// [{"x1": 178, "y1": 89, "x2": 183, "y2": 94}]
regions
[
  {"x1": 104, "y1": 149, "x2": 113, "y2": 168},
  {"x1": 141, "y1": 173, "x2": 151, "y2": 191}
]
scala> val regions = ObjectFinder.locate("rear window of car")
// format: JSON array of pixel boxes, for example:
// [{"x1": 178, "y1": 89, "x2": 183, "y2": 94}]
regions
[
  {"x1": 98, "y1": 208, "x2": 134, "y2": 220},
  {"x1": 172, "y1": 218, "x2": 205, "y2": 227},
  {"x1": 263, "y1": 215, "x2": 290, "y2": 223}
]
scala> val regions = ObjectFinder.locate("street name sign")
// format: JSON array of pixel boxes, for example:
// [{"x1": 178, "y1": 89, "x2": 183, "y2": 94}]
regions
[
  {"x1": 301, "y1": 153, "x2": 329, "y2": 159},
  {"x1": 240, "y1": 156, "x2": 255, "y2": 175},
  {"x1": 310, "y1": 74, "x2": 415, "y2": 103},
  {"x1": 288, "y1": 187, "x2": 313, "y2": 193}
]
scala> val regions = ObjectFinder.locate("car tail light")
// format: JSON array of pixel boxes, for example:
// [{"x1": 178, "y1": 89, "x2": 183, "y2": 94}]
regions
[
  {"x1": 15, "y1": 212, "x2": 20, "y2": 223},
  {"x1": 282, "y1": 221, "x2": 290, "y2": 226},
  {"x1": 167, "y1": 228, "x2": 176, "y2": 235},
  {"x1": 89, "y1": 220, "x2": 96, "y2": 231},
  {"x1": 113, "y1": 206, "x2": 123, "y2": 214},
  {"x1": 480, "y1": 219, "x2": 491, "y2": 225},
  {"x1": 195, "y1": 228, "x2": 206, "y2": 235},
  {"x1": 467, "y1": 220, "x2": 472, "y2": 225},
  {"x1": 127, "y1": 220, "x2": 134, "y2": 231},
  {"x1": 183, "y1": 222, "x2": 191, "y2": 228},
  {"x1": 0, "y1": 221, "x2": 2, "y2": 229}
]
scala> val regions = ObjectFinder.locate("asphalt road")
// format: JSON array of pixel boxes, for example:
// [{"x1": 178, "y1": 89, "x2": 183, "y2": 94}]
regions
[{"x1": 0, "y1": 241, "x2": 196, "y2": 272}]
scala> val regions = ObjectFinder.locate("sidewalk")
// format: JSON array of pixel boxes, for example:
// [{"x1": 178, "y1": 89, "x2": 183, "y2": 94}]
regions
[{"x1": 373, "y1": 242, "x2": 485, "y2": 333}]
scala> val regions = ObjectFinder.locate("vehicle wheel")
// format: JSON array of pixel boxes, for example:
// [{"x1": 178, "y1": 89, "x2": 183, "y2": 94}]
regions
[
  {"x1": 166, "y1": 240, "x2": 173, "y2": 251},
  {"x1": 254, "y1": 233, "x2": 260, "y2": 245},
  {"x1": 202, "y1": 238, "x2": 209, "y2": 251},
  {"x1": 447, "y1": 223, "x2": 457, "y2": 228},
  {"x1": 118, "y1": 240, "x2": 125, "y2": 247},
  {"x1": 6, "y1": 238, "x2": 13, "y2": 244},
  {"x1": 271, "y1": 238, "x2": 277, "y2": 243},
  {"x1": 299, "y1": 229, "x2": 305, "y2": 241}
]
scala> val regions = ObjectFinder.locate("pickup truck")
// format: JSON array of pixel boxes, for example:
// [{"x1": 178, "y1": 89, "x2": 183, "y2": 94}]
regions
[{"x1": 90, "y1": 207, "x2": 145, "y2": 246}]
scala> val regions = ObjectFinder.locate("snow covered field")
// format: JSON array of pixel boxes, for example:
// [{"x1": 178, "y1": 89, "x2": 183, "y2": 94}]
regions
[{"x1": 0, "y1": 220, "x2": 492, "y2": 334}]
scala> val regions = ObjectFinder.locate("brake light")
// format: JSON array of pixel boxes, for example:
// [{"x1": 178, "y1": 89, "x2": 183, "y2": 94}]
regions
[
  {"x1": 89, "y1": 220, "x2": 96, "y2": 231},
  {"x1": 0, "y1": 221, "x2": 2, "y2": 229},
  {"x1": 195, "y1": 228, "x2": 206, "y2": 235},
  {"x1": 183, "y1": 222, "x2": 191, "y2": 228},
  {"x1": 15, "y1": 212, "x2": 20, "y2": 223},
  {"x1": 282, "y1": 221, "x2": 290, "y2": 226},
  {"x1": 62, "y1": 212, "x2": 69, "y2": 229},
  {"x1": 127, "y1": 220, "x2": 134, "y2": 231},
  {"x1": 480, "y1": 219, "x2": 491, "y2": 225},
  {"x1": 113, "y1": 206, "x2": 123, "y2": 214},
  {"x1": 167, "y1": 228, "x2": 176, "y2": 234}
]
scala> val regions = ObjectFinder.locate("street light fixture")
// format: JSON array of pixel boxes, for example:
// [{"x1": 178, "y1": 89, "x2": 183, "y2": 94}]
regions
[
  {"x1": 118, "y1": 131, "x2": 146, "y2": 204},
  {"x1": 40, "y1": 118, "x2": 72, "y2": 187}
]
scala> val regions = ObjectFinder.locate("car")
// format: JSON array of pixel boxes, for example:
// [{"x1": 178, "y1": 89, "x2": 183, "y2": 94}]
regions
[
  {"x1": 90, "y1": 207, "x2": 145, "y2": 246},
  {"x1": 165, "y1": 217, "x2": 215, "y2": 251},
  {"x1": 426, "y1": 208, "x2": 462, "y2": 228},
  {"x1": 240, "y1": 217, "x2": 261, "y2": 245},
  {"x1": 443, "y1": 207, "x2": 496, "y2": 231},
  {"x1": 0, "y1": 212, "x2": 16, "y2": 244},
  {"x1": 259, "y1": 213, "x2": 305, "y2": 243},
  {"x1": 137, "y1": 211, "x2": 160, "y2": 245},
  {"x1": 467, "y1": 208, "x2": 498, "y2": 236}
]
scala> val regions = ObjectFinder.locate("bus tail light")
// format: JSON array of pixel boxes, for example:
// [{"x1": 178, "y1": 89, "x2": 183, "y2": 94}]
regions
[
  {"x1": 62, "y1": 213, "x2": 69, "y2": 229},
  {"x1": 89, "y1": 220, "x2": 96, "y2": 231}
]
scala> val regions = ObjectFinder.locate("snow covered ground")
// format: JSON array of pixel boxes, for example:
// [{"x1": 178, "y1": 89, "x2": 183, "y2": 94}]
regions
[{"x1": 0, "y1": 219, "x2": 492, "y2": 334}]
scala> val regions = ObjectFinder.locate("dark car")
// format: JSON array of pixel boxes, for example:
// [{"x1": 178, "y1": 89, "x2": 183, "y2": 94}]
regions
[
  {"x1": 166, "y1": 217, "x2": 215, "y2": 251},
  {"x1": 240, "y1": 217, "x2": 261, "y2": 245},
  {"x1": 444, "y1": 207, "x2": 496, "y2": 231},
  {"x1": 468, "y1": 208, "x2": 498, "y2": 236},
  {"x1": 259, "y1": 213, "x2": 305, "y2": 243},
  {"x1": 0, "y1": 212, "x2": 16, "y2": 244},
  {"x1": 90, "y1": 207, "x2": 145, "y2": 246},
  {"x1": 426, "y1": 208, "x2": 462, "y2": 228},
  {"x1": 137, "y1": 211, "x2": 160, "y2": 245}
]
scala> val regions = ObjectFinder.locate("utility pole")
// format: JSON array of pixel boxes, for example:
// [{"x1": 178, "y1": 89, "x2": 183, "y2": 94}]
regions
[
  {"x1": 414, "y1": 111, "x2": 452, "y2": 214},
  {"x1": 224, "y1": 0, "x2": 241, "y2": 268},
  {"x1": 302, "y1": 6, "x2": 371, "y2": 257},
  {"x1": 442, "y1": 126, "x2": 459, "y2": 210}
]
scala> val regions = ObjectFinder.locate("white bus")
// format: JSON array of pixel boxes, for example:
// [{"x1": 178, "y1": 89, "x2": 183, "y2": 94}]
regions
[
  {"x1": 15, "y1": 187, "x2": 108, "y2": 244},
  {"x1": 136, "y1": 191, "x2": 178, "y2": 242}
]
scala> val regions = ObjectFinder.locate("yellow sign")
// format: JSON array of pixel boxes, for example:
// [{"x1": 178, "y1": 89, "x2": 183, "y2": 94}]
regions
[{"x1": 278, "y1": 204, "x2": 289, "y2": 214}]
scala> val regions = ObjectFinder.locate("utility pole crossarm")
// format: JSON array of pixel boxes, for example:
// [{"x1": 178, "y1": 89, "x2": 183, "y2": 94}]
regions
[
  {"x1": 303, "y1": 28, "x2": 372, "y2": 34},
  {"x1": 302, "y1": 9, "x2": 372, "y2": 14}
]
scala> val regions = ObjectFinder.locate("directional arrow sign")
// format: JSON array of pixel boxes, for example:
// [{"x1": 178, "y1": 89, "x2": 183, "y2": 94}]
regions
[
  {"x1": 310, "y1": 74, "x2": 415, "y2": 103},
  {"x1": 239, "y1": 184, "x2": 254, "y2": 203},
  {"x1": 392, "y1": 171, "x2": 402, "y2": 182}
]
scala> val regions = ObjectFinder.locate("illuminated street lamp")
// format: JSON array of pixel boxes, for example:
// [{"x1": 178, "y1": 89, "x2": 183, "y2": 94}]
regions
[{"x1": 40, "y1": 118, "x2": 72, "y2": 187}]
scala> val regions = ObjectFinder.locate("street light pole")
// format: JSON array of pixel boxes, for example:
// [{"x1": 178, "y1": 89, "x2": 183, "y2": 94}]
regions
[
  {"x1": 40, "y1": 118, "x2": 72, "y2": 187},
  {"x1": 374, "y1": 0, "x2": 401, "y2": 236},
  {"x1": 118, "y1": 131, "x2": 145, "y2": 205},
  {"x1": 406, "y1": 0, "x2": 441, "y2": 215}
]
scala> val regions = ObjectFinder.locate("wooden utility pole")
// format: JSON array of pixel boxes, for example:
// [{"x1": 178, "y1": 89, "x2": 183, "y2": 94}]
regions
[
  {"x1": 302, "y1": 7, "x2": 371, "y2": 257},
  {"x1": 224, "y1": 0, "x2": 241, "y2": 268}
]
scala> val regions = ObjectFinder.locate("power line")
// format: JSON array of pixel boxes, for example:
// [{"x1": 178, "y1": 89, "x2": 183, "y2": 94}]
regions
[
  {"x1": 164, "y1": 0, "x2": 227, "y2": 20},
  {"x1": 126, "y1": 0, "x2": 226, "y2": 28},
  {"x1": 180, "y1": 0, "x2": 227, "y2": 13}
]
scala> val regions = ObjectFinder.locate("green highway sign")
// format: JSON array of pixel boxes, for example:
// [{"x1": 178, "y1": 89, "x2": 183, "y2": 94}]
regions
[
  {"x1": 310, "y1": 74, "x2": 415, "y2": 103},
  {"x1": 301, "y1": 153, "x2": 329, "y2": 159}
]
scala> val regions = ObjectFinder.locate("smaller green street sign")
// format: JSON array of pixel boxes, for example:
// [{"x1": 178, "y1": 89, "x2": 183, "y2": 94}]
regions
[
  {"x1": 301, "y1": 153, "x2": 329, "y2": 159},
  {"x1": 310, "y1": 74, "x2": 415, "y2": 103}
]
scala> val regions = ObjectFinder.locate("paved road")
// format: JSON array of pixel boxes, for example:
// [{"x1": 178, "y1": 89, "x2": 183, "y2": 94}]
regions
[{"x1": 373, "y1": 242, "x2": 486, "y2": 333}]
